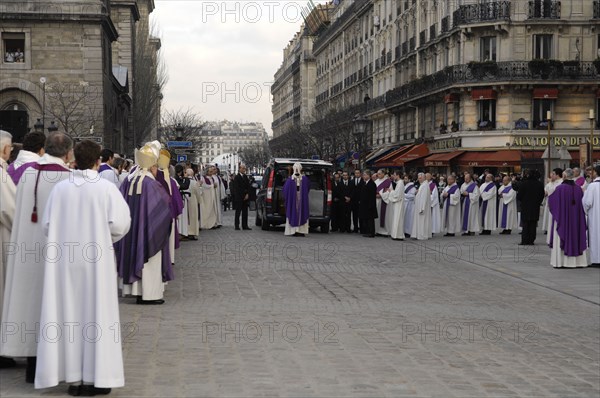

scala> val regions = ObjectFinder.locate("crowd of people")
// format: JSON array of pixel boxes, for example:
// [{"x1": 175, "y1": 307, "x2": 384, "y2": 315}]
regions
[
  {"x1": 0, "y1": 128, "x2": 598, "y2": 396},
  {"x1": 327, "y1": 165, "x2": 599, "y2": 268}
]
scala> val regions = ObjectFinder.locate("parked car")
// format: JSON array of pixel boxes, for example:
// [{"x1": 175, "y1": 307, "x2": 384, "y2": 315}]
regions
[{"x1": 255, "y1": 158, "x2": 333, "y2": 233}]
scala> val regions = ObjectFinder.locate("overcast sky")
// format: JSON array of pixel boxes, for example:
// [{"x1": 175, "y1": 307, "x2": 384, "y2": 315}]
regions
[{"x1": 153, "y1": 0, "x2": 327, "y2": 136}]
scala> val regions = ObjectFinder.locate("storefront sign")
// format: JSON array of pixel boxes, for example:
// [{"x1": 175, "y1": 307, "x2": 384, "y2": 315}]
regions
[
  {"x1": 431, "y1": 137, "x2": 462, "y2": 151},
  {"x1": 512, "y1": 136, "x2": 599, "y2": 147}
]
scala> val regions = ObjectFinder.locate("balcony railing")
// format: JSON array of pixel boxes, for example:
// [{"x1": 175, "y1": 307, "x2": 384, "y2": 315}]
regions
[
  {"x1": 429, "y1": 24, "x2": 437, "y2": 40},
  {"x1": 594, "y1": 1, "x2": 600, "y2": 19},
  {"x1": 419, "y1": 30, "x2": 427, "y2": 46},
  {"x1": 453, "y1": 1, "x2": 511, "y2": 27},
  {"x1": 441, "y1": 16, "x2": 449, "y2": 33},
  {"x1": 528, "y1": 0, "x2": 560, "y2": 19}
]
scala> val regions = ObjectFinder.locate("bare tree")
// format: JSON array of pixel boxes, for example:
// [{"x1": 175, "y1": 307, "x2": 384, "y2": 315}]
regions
[
  {"x1": 160, "y1": 107, "x2": 205, "y2": 161},
  {"x1": 133, "y1": 20, "x2": 168, "y2": 146},
  {"x1": 242, "y1": 141, "x2": 271, "y2": 169},
  {"x1": 45, "y1": 81, "x2": 102, "y2": 136}
]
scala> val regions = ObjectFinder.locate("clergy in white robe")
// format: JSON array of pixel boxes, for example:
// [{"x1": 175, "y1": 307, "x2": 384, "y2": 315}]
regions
[
  {"x1": 374, "y1": 170, "x2": 393, "y2": 236},
  {"x1": 549, "y1": 168, "x2": 590, "y2": 268},
  {"x1": 546, "y1": 169, "x2": 563, "y2": 243},
  {"x1": 199, "y1": 167, "x2": 219, "y2": 230},
  {"x1": 479, "y1": 174, "x2": 497, "y2": 234},
  {"x1": 497, "y1": 176, "x2": 518, "y2": 234},
  {"x1": 380, "y1": 171, "x2": 405, "y2": 240},
  {"x1": 116, "y1": 141, "x2": 173, "y2": 304},
  {"x1": 426, "y1": 173, "x2": 442, "y2": 235},
  {"x1": 34, "y1": 140, "x2": 131, "y2": 392},
  {"x1": 98, "y1": 149, "x2": 120, "y2": 188},
  {"x1": 213, "y1": 168, "x2": 226, "y2": 227},
  {"x1": 186, "y1": 169, "x2": 201, "y2": 238},
  {"x1": 403, "y1": 178, "x2": 416, "y2": 237},
  {"x1": 0, "y1": 131, "x2": 17, "y2": 369},
  {"x1": 441, "y1": 176, "x2": 462, "y2": 236},
  {"x1": 582, "y1": 166, "x2": 600, "y2": 265},
  {"x1": 541, "y1": 180, "x2": 553, "y2": 233},
  {"x1": 411, "y1": 173, "x2": 432, "y2": 240},
  {"x1": 6, "y1": 131, "x2": 45, "y2": 185},
  {"x1": 460, "y1": 173, "x2": 480, "y2": 235},
  {"x1": 1, "y1": 133, "x2": 73, "y2": 382}
]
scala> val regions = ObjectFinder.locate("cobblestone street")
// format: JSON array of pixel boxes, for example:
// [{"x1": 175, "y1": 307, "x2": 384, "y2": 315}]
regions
[{"x1": 1, "y1": 210, "x2": 599, "y2": 397}]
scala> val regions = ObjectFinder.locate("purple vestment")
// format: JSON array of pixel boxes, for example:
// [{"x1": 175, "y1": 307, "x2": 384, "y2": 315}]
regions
[
  {"x1": 499, "y1": 185, "x2": 512, "y2": 228},
  {"x1": 282, "y1": 175, "x2": 310, "y2": 227},
  {"x1": 156, "y1": 170, "x2": 185, "y2": 249},
  {"x1": 376, "y1": 179, "x2": 392, "y2": 227},
  {"x1": 480, "y1": 182, "x2": 496, "y2": 224},
  {"x1": 548, "y1": 181, "x2": 588, "y2": 257},
  {"x1": 575, "y1": 176, "x2": 585, "y2": 187},
  {"x1": 461, "y1": 182, "x2": 477, "y2": 231},
  {"x1": 7, "y1": 161, "x2": 36, "y2": 185},
  {"x1": 115, "y1": 174, "x2": 174, "y2": 284},
  {"x1": 98, "y1": 164, "x2": 112, "y2": 173}
]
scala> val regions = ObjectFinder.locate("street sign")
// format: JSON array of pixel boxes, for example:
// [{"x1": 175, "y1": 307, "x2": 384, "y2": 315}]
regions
[
  {"x1": 176, "y1": 154, "x2": 188, "y2": 162},
  {"x1": 73, "y1": 136, "x2": 103, "y2": 144},
  {"x1": 167, "y1": 141, "x2": 192, "y2": 148}
]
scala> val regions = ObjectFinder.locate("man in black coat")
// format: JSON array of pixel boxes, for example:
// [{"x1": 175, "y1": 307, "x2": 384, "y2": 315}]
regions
[
  {"x1": 331, "y1": 173, "x2": 342, "y2": 232},
  {"x1": 231, "y1": 164, "x2": 251, "y2": 230},
  {"x1": 338, "y1": 171, "x2": 353, "y2": 233},
  {"x1": 349, "y1": 169, "x2": 364, "y2": 233},
  {"x1": 359, "y1": 170, "x2": 378, "y2": 237},
  {"x1": 515, "y1": 169, "x2": 545, "y2": 245}
]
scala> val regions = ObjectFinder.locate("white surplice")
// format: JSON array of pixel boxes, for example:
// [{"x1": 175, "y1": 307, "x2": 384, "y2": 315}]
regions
[
  {"x1": 212, "y1": 175, "x2": 226, "y2": 226},
  {"x1": 428, "y1": 182, "x2": 442, "y2": 234},
  {"x1": 497, "y1": 184, "x2": 518, "y2": 231},
  {"x1": 479, "y1": 181, "x2": 497, "y2": 231},
  {"x1": 199, "y1": 177, "x2": 219, "y2": 229},
  {"x1": 9, "y1": 150, "x2": 40, "y2": 181},
  {"x1": 1, "y1": 154, "x2": 71, "y2": 357},
  {"x1": 0, "y1": 158, "x2": 16, "y2": 316},
  {"x1": 546, "y1": 178, "x2": 562, "y2": 243},
  {"x1": 381, "y1": 180, "x2": 405, "y2": 240},
  {"x1": 35, "y1": 170, "x2": 131, "y2": 389},
  {"x1": 375, "y1": 178, "x2": 391, "y2": 236},
  {"x1": 583, "y1": 178, "x2": 600, "y2": 264},
  {"x1": 99, "y1": 163, "x2": 120, "y2": 188},
  {"x1": 541, "y1": 181, "x2": 553, "y2": 232},
  {"x1": 403, "y1": 183, "x2": 416, "y2": 235},
  {"x1": 411, "y1": 183, "x2": 432, "y2": 240},
  {"x1": 441, "y1": 184, "x2": 462, "y2": 234},
  {"x1": 460, "y1": 182, "x2": 480, "y2": 233},
  {"x1": 187, "y1": 179, "x2": 201, "y2": 236}
]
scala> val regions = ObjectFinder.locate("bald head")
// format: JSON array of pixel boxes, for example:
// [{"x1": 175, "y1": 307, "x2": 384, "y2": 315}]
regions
[{"x1": 45, "y1": 132, "x2": 73, "y2": 158}]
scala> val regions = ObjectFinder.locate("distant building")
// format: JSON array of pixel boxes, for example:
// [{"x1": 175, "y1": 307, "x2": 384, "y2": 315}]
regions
[{"x1": 199, "y1": 120, "x2": 269, "y2": 167}]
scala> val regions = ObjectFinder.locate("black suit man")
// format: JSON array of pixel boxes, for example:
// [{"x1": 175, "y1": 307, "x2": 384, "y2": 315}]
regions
[
  {"x1": 231, "y1": 164, "x2": 251, "y2": 230},
  {"x1": 338, "y1": 171, "x2": 353, "y2": 232},
  {"x1": 359, "y1": 170, "x2": 378, "y2": 237},
  {"x1": 515, "y1": 169, "x2": 545, "y2": 245},
  {"x1": 349, "y1": 169, "x2": 364, "y2": 233}
]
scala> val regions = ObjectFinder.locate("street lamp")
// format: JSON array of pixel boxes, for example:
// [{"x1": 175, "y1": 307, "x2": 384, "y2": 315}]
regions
[
  {"x1": 47, "y1": 120, "x2": 58, "y2": 133},
  {"x1": 175, "y1": 123, "x2": 184, "y2": 140},
  {"x1": 33, "y1": 118, "x2": 44, "y2": 133},
  {"x1": 589, "y1": 109, "x2": 595, "y2": 167},
  {"x1": 39, "y1": 77, "x2": 46, "y2": 128},
  {"x1": 353, "y1": 113, "x2": 370, "y2": 170}
]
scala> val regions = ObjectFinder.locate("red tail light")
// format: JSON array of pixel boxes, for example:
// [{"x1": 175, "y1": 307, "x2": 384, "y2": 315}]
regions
[{"x1": 266, "y1": 169, "x2": 274, "y2": 203}]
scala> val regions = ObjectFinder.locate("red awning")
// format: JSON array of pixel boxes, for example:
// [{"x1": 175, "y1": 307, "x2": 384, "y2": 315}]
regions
[
  {"x1": 389, "y1": 143, "x2": 430, "y2": 167},
  {"x1": 471, "y1": 89, "x2": 497, "y2": 101},
  {"x1": 424, "y1": 151, "x2": 465, "y2": 167},
  {"x1": 569, "y1": 150, "x2": 600, "y2": 161},
  {"x1": 533, "y1": 88, "x2": 558, "y2": 99},
  {"x1": 444, "y1": 93, "x2": 460, "y2": 104},
  {"x1": 373, "y1": 145, "x2": 414, "y2": 167},
  {"x1": 456, "y1": 150, "x2": 522, "y2": 167}
]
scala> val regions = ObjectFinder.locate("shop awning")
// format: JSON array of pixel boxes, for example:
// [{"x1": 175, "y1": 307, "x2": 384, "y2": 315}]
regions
[
  {"x1": 444, "y1": 93, "x2": 460, "y2": 104},
  {"x1": 456, "y1": 150, "x2": 522, "y2": 167},
  {"x1": 424, "y1": 151, "x2": 465, "y2": 167},
  {"x1": 386, "y1": 143, "x2": 430, "y2": 167},
  {"x1": 365, "y1": 144, "x2": 398, "y2": 164},
  {"x1": 471, "y1": 88, "x2": 497, "y2": 101},
  {"x1": 533, "y1": 88, "x2": 558, "y2": 99},
  {"x1": 373, "y1": 144, "x2": 413, "y2": 167}
]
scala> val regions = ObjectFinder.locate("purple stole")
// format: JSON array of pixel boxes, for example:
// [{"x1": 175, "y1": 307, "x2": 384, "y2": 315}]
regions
[
  {"x1": 203, "y1": 176, "x2": 212, "y2": 185},
  {"x1": 29, "y1": 162, "x2": 71, "y2": 222},
  {"x1": 461, "y1": 183, "x2": 477, "y2": 231},
  {"x1": 575, "y1": 176, "x2": 585, "y2": 187},
  {"x1": 499, "y1": 185, "x2": 512, "y2": 228},
  {"x1": 480, "y1": 183, "x2": 496, "y2": 225},
  {"x1": 376, "y1": 179, "x2": 392, "y2": 227},
  {"x1": 7, "y1": 161, "x2": 36, "y2": 185},
  {"x1": 445, "y1": 185, "x2": 459, "y2": 225},
  {"x1": 99, "y1": 164, "x2": 113, "y2": 173},
  {"x1": 429, "y1": 181, "x2": 436, "y2": 193},
  {"x1": 405, "y1": 183, "x2": 415, "y2": 195}
]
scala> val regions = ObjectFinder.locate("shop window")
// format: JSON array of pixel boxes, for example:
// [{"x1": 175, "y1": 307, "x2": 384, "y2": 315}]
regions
[
  {"x1": 478, "y1": 100, "x2": 496, "y2": 130},
  {"x1": 2, "y1": 32, "x2": 25, "y2": 63}
]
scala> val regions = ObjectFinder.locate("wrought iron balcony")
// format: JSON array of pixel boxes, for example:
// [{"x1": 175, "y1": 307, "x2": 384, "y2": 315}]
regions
[
  {"x1": 594, "y1": 1, "x2": 600, "y2": 19},
  {"x1": 453, "y1": 1, "x2": 511, "y2": 27},
  {"x1": 528, "y1": 0, "x2": 560, "y2": 19},
  {"x1": 429, "y1": 24, "x2": 437, "y2": 40},
  {"x1": 441, "y1": 16, "x2": 449, "y2": 33}
]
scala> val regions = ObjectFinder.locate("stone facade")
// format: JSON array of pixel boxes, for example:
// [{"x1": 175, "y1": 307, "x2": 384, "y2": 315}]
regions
[
  {"x1": 271, "y1": 0, "x2": 600, "y2": 169},
  {"x1": 199, "y1": 121, "x2": 269, "y2": 166}
]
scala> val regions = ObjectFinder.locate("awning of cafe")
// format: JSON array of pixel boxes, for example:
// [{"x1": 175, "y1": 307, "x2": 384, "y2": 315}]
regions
[
  {"x1": 456, "y1": 150, "x2": 522, "y2": 167},
  {"x1": 424, "y1": 151, "x2": 465, "y2": 167},
  {"x1": 380, "y1": 143, "x2": 430, "y2": 167},
  {"x1": 372, "y1": 144, "x2": 414, "y2": 167},
  {"x1": 365, "y1": 144, "x2": 399, "y2": 164}
]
